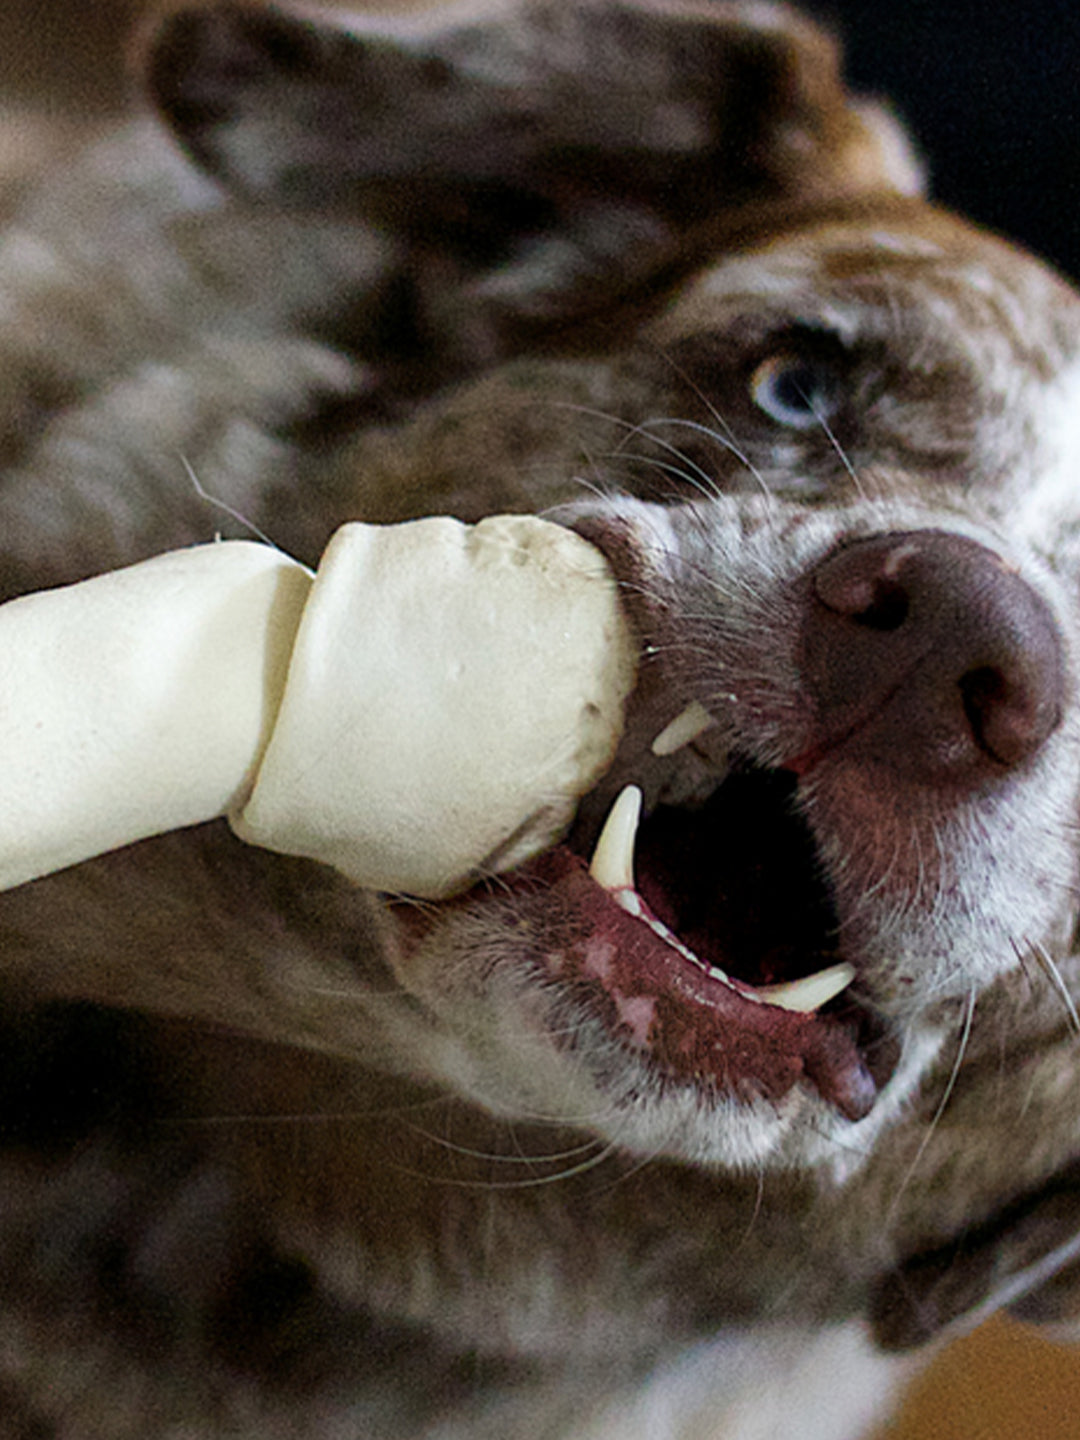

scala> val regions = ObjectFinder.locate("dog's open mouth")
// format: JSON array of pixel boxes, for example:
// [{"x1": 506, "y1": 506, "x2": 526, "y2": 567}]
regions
[
  {"x1": 390, "y1": 692, "x2": 896, "y2": 1123},
  {"x1": 511, "y1": 715, "x2": 893, "y2": 1122},
  {"x1": 591, "y1": 767, "x2": 851, "y2": 1012}
]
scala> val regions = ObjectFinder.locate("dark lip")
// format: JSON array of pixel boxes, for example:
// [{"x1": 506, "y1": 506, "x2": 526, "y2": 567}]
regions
[
  {"x1": 550, "y1": 745, "x2": 906, "y2": 1116},
  {"x1": 386, "y1": 788, "x2": 894, "y2": 1121},
  {"x1": 514, "y1": 847, "x2": 881, "y2": 1122},
  {"x1": 389, "y1": 753, "x2": 897, "y2": 1121},
  {"x1": 386, "y1": 504, "x2": 898, "y2": 1117}
]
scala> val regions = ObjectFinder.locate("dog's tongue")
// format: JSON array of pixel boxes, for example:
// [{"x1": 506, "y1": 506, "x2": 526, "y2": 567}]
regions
[{"x1": 233, "y1": 515, "x2": 638, "y2": 896}]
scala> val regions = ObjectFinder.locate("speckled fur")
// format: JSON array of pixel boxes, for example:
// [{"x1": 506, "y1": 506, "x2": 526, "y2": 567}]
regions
[{"x1": 0, "y1": 2, "x2": 1079, "y2": 1436}]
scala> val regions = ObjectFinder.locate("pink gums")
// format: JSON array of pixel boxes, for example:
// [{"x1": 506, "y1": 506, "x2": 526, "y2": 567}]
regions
[{"x1": 525, "y1": 849, "x2": 876, "y2": 1121}]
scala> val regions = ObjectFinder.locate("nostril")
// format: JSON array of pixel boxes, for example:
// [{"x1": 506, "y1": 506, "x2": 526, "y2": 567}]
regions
[
  {"x1": 959, "y1": 665, "x2": 1009, "y2": 761},
  {"x1": 813, "y1": 550, "x2": 911, "y2": 632},
  {"x1": 960, "y1": 663, "x2": 1061, "y2": 768},
  {"x1": 847, "y1": 579, "x2": 909, "y2": 633}
]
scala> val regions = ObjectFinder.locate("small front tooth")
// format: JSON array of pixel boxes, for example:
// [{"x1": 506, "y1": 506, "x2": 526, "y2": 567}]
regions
[
  {"x1": 757, "y1": 962, "x2": 856, "y2": 1014},
  {"x1": 651, "y1": 701, "x2": 716, "y2": 757},
  {"x1": 589, "y1": 785, "x2": 642, "y2": 891},
  {"x1": 613, "y1": 888, "x2": 644, "y2": 919}
]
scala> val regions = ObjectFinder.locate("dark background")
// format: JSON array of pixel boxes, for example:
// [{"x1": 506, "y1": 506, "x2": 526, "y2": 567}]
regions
[{"x1": 811, "y1": 0, "x2": 1080, "y2": 280}]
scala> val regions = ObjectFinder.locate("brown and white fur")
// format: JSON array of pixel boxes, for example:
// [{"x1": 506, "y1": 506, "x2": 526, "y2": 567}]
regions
[{"x1": 0, "y1": 2, "x2": 1079, "y2": 1436}]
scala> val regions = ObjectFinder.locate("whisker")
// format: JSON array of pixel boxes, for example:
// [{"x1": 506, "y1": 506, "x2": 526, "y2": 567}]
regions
[
  {"x1": 805, "y1": 404, "x2": 868, "y2": 501},
  {"x1": 886, "y1": 987, "x2": 977, "y2": 1227},
  {"x1": 616, "y1": 423, "x2": 721, "y2": 495},
  {"x1": 638, "y1": 415, "x2": 766, "y2": 494},
  {"x1": 180, "y1": 454, "x2": 289, "y2": 554},
  {"x1": 596, "y1": 449, "x2": 718, "y2": 497},
  {"x1": 546, "y1": 401, "x2": 725, "y2": 496},
  {"x1": 1027, "y1": 939, "x2": 1080, "y2": 1036},
  {"x1": 404, "y1": 1122, "x2": 605, "y2": 1168},
  {"x1": 383, "y1": 1134, "x2": 627, "y2": 1191},
  {"x1": 647, "y1": 343, "x2": 773, "y2": 498}
]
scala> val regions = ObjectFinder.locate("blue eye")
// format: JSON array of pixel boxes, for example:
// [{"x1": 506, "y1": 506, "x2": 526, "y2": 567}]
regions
[{"x1": 751, "y1": 352, "x2": 842, "y2": 430}]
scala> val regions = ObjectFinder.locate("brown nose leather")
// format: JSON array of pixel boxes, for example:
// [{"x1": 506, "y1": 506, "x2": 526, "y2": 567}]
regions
[{"x1": 800, "y1": 531, "x2": 1066, "y2": 782}]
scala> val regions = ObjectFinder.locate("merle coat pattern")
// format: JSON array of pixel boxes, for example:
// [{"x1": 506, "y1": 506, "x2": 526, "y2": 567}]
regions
[{"x1": 0, "y1": 3, "x2": 1079, "y2": 1436}]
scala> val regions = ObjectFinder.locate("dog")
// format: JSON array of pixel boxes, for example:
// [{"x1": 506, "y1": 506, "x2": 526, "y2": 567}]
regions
[{"x1": 0, "y1": 2, "x2": 1078, "y2": 1436}]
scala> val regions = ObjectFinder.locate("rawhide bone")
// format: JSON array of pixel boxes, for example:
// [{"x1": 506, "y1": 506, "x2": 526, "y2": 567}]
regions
[{"x1": 0, "y1": 516, "x2": 636, "y2": 897}]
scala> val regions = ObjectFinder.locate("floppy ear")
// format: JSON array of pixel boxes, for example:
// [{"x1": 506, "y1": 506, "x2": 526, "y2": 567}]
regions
[
  {"x1": 142, "y1": 0, "x2": 923, "y2": 337},
  {"x1": 870, "y1": 1161, "x2": 1080, "y2": 1351}
]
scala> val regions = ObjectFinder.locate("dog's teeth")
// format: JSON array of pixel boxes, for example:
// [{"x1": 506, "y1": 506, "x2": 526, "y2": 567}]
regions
[
  {"x1": 651, "y1": 701, "x2": 716, "y2": 757},
  {"x1": 613, "y1": 887, "x2": 644, "y2": 919},
  {"x1": 757, "y1": 963, "x2": 856, "y2": 1014},
  {"x1": 589, "y1": 784, "x2": 642, "y2": 891}
]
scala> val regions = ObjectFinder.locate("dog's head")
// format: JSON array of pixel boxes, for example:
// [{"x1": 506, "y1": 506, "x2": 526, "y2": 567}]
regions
[{"x1": 135, "y1": 0, "x2": 1080, "y2": 1341}]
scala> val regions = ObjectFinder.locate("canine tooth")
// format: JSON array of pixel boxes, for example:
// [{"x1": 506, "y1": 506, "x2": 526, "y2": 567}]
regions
[
  {"x1": 651, "y1": 701, "x2": 716, "y2": 757},
  {"x1": 757, "y1": 962, "x2": 856, "y2": 1014},
  {"x1": 589, "y1": 784, "x2": 642, "y2": 891}
]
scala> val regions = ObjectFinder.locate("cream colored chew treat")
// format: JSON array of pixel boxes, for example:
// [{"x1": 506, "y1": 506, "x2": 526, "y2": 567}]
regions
[
  {"x1": 231, "y1": 515, "x2": 636, "y2": 898},
  {"x1": 0, "y1": 517, "x2": 634, "y2": 898},
  {"x1": 0, "y1": 542, "x2": 312, "y2": 891}
]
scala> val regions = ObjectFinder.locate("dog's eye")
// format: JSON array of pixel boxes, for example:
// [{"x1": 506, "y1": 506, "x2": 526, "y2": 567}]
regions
[{"x1": 750, "y1": 352, "x2": 842, "y2": 430}]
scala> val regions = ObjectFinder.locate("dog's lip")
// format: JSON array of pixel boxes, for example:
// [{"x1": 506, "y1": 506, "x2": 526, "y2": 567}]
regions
[
  {"x1": 386, "y1": 712, "x2": 889, "y2": 1121},
  {"x1": 511, "y1": 846, "x2": 880, "y2": 1121},
  {"x1": 564, "y1": 766, "x2": 895, "y2": 1117},
  {"x1": 386, "y1": 826, "x2": 883, "y2": 1123}
]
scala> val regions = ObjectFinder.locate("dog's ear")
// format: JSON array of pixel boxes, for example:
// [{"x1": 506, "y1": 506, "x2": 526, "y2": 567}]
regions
[
  {"x1": 140, "y1": 0, "x2": 923, "y2": 337},
  {"x1": 144, "y1": 0, "x2": 922, "y2": 205},
  {"x1": 870, "y1": 1161, "x2": 1080, "y2": 1352}
]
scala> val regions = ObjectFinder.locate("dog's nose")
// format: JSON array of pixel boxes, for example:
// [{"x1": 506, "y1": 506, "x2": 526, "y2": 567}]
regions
[{"x1": 799, "y1": 531, "x2": 1066, "y2": 780}]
